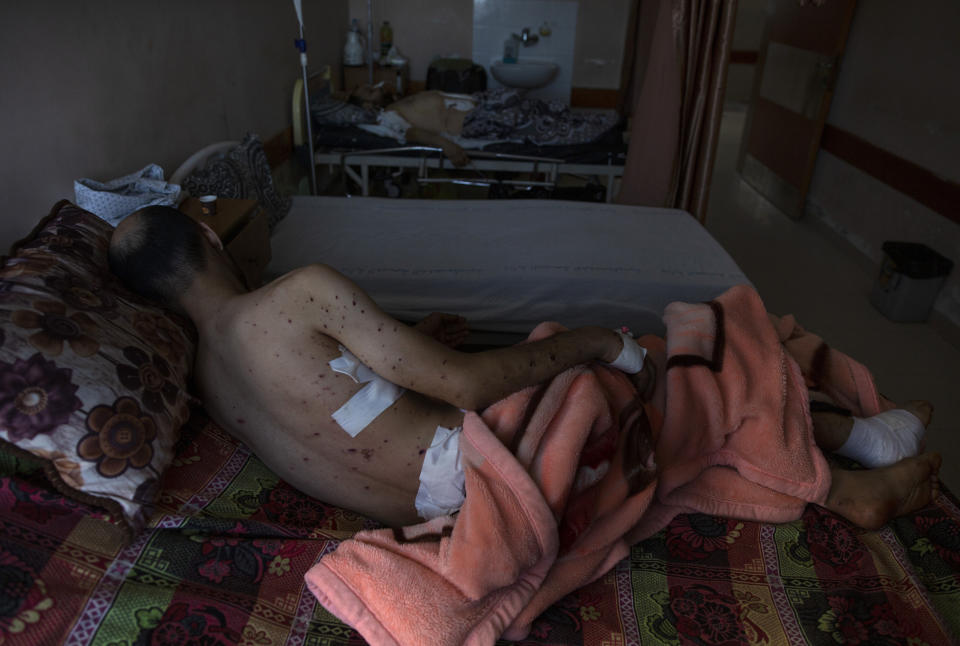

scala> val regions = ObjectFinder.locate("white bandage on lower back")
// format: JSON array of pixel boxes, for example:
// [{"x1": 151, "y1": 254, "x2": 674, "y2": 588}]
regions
[
  {"x1": 835, "y1": 409, "x2": 926, "y2": 468},
  {"x1": 415, "y1": 425, "x2": 466, "y2": 520},
  {"x1": 441, "y1": 93, "x2": 477, "y2": 112},
  {"x1": 358, "y1": 109, "x2": 412, "y2": 143},
  {"x1": 328, "y1": 347, "x2": 405, "y2": 437},
  {"x1": 606, "y1": 330, "x2": 647, "y2": 374}
]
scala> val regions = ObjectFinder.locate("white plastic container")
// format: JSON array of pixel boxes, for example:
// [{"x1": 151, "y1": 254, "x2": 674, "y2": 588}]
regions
[
  {"x1": 344, "y1": 19, "x2": 365, "y2": 66},
  {"x1": 502, "y1": 38, "x2": 518, "y2": 63},
  {"x1": 869, "y1": 241, "x2": 953, "y2": 322}
]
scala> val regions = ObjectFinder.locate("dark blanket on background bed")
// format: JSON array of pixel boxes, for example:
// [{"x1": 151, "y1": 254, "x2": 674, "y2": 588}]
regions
[
  {"x1": 311, "y1": 88, "x2": 624, "y2": 155},
  {"x1": 2, "y1": 409, "x2": 959, "y2": 645},
  {"x1": 310, "y1": 124, "x2": 626, "y2": 166}
]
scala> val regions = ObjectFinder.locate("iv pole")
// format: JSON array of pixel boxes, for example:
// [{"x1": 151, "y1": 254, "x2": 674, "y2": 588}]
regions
[
  {"x1": 367, "y1": 0, "x2": 374, "y2": 85},
  {"x1": 292, "y1": 0, "x2": 318, "y2": 195}
]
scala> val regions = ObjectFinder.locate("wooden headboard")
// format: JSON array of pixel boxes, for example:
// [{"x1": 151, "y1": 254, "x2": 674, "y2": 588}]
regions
[{"x1": 292, "y1": 65, "x2": 334, "y2": 148}]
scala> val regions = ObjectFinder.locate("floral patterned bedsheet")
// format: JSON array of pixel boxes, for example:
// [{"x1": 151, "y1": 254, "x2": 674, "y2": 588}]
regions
[{"x1": 2, "y1": 410, "x2": 958, "y2": 646}]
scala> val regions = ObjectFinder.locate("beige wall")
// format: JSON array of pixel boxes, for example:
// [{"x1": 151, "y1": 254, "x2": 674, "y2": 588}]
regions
[
  {"x1": 806, "y1": 0, "x2": 960, "y2": 329},
  {"x1": 347, "y1": 0, "x2": 629, "y2": 87},
  {"x1": 0, "y1": 0, "x2": 348, "y2": 249},
  {"x1": 347, "y1": 0, "x2": 474, "y2": 82},
  {"x1": 573, "y1": 0, "x2": 631, "y2": 89},
  {"x1": 725, "y1": 0, "x2": 766, "y2": 106}
]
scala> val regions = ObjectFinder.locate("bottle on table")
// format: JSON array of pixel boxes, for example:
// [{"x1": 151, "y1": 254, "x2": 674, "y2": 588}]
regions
[
  {"x1": 344, "y1": 18, "x2": 365, "y2": 66},
  {"x1": 380, "y1": 20, "x2": 393, "y2": 61}
]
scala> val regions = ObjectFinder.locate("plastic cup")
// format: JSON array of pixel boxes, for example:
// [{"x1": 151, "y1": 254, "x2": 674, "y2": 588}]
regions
[{"x1": 199, "y1": 195, "x2": 218, "y2": 216}]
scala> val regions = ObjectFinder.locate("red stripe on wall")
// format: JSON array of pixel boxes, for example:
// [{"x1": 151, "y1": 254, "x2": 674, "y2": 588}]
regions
[{"x1": 820, "y1": 125, "x2": 960, "y2": 225}]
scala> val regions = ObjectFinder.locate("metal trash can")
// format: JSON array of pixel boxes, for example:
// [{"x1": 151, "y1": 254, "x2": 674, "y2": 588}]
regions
[{"x1": 869, "y1": 241, "x2": 953, "y2": 322}]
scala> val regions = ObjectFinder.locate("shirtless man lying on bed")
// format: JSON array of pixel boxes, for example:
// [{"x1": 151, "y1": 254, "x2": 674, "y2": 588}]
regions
[{"x1": 108, "y1": 206, "x2": 941, "y2": 530}]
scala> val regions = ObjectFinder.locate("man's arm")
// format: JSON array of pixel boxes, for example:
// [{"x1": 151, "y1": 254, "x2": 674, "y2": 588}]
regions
[
  {"x1": 414, "y1": 312, "x2": 470, "y2": 348},
  {"x1": 387, "y1": 92, "x2": 470, "y2": 166},
  {"x1": 288, "y1": 264, "x2": 624, "y2": 410},
  {"x1": 404, "y1": 127, "x2": 470, "y2": 167}
]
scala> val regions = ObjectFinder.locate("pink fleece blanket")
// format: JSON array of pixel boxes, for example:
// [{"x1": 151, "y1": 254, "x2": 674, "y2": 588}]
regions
[{"x1": 305, "y1": 285, "x2": 888, "y2": 645}]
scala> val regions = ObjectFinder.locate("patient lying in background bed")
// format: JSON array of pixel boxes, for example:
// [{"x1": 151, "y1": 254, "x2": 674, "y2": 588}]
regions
[{"x1": 311, "y1": 86, "x2": 620, "y2": 166}]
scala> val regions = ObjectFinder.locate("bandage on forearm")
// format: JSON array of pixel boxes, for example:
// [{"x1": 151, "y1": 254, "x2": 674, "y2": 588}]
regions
[{"x1": 606, "y1": 330, "x2": 647, "y2": 374}]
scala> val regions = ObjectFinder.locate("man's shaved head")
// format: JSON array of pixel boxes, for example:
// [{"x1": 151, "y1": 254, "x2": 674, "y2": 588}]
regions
[{"x1": 109, "y1": 205, "x2": 207, "y2": 310}]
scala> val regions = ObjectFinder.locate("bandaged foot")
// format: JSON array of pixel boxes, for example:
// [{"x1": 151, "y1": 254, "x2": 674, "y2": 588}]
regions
[{"x1": 835, "y1": 407, "x2": 929, "y2": 469}]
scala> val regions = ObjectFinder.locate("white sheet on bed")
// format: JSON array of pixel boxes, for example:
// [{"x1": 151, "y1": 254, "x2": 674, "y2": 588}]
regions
[{"x1": 267, "y1": 197, "x2": 750, "y2": 336}]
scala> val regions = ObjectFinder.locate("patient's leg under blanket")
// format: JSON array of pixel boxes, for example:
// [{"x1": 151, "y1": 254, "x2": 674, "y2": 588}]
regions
[
  {"x1": 304, "y1": 289, "x2": 882, "y2": 644},
  {"x1": 461, "y1": 88, "x2": 620, "y2": 145},
  {"x1": 629, "y1": 284, "x2": 893, "y2": 542}
]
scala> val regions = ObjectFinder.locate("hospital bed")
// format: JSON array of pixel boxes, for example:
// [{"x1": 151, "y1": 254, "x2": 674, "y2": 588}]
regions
[
  {"x1": 292, "y1": 78, "x2": 628, "y2": 201},
  {"x1": 266, "y1": 196, "x2": 749, "y2": 342},
  {"x1": 4, "y1": 199, "x2": 958, "y2": 645}
]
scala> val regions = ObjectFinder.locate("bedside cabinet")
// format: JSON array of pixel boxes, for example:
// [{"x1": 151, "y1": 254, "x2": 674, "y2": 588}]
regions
[{"x1": 180, "y1": 197, "x2": 272, "y2": 288}]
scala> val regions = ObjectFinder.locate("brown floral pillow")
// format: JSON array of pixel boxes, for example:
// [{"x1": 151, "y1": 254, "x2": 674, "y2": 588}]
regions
[{"x1": 0, "y1": 200, "x2": 197, "y2": 537}]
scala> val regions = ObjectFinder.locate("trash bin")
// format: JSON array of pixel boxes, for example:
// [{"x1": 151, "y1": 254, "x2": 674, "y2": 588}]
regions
[{"x1": 869, "y1": 241, "x2": 953, "y2": 322}]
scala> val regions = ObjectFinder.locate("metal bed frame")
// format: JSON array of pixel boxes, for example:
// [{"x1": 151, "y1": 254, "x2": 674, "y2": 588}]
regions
[
  {"x1": 294, "y1": 76, "x2": 626, "y2": 201},
  {"x1": 314, "y1": 146, "x2": 625, "y2": 201}
]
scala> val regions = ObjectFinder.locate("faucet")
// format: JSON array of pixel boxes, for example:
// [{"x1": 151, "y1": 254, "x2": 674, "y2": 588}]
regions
[{"x1": 512, "y1": 27, "x2": 539, "y2": 46}]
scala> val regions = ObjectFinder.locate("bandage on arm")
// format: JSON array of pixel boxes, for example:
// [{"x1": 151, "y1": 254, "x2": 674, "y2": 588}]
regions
[{"x1": 606, "y1": 330, "x2": 647, "y2": 374}]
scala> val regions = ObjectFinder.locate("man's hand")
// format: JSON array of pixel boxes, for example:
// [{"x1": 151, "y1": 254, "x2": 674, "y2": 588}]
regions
[
  {"x1": 404, "y1": 127, "x2": 470, "y2": 167},
  {"x1": 627, "y1": 355, "x2": 657, "y2": 401},
  {"x1": 442, "y1": 142, "x2": 470, "y2": 167},
  {"x1": 414, "y1": 312, "x2": 469, "y2": 348}
]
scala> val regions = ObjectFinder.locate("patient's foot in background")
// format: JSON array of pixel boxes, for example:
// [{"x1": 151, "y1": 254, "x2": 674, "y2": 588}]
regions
[{"x1": 824, "y1": 452, "x2": 941, "y2": 530}]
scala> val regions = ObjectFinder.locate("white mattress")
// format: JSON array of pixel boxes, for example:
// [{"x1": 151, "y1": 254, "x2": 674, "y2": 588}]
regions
[{"x1": 267, "y1": 197, "x2": 750, "y2": 337}]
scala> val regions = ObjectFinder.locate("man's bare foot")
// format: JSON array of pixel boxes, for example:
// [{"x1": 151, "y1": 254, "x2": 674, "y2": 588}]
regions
[
  {"x1": 824, "y1": 452, "x2": 941, "y2": 530},
  {"x1": 901, "y1": 399, "x2": 933, "y2": 427}
]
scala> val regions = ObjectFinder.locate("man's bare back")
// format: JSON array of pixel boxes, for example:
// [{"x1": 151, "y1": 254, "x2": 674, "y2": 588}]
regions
[
  {"x1": 387, "y1": 91, "x2": 473, "y2": 136},
  {"x1": 384, "y1": 91, "x2": 474, "y2": 166},
  {"x1": 188, "y1": 264, "x2": 621, "y2": 526},
  {"x1": 193, "y1": 268, "x2": 462, "y2": 525}
]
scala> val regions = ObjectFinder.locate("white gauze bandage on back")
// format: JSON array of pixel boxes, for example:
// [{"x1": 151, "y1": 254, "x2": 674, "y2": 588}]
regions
[
  {"x1": 356, "y1": 109, "x2": 412, "y2": 143},
  {"x1": 377, "y1": 110, "x2": 412, "y2": 142},
  {"x1": 606, "y1": 330, "x2": 647, "y2": 374},
  {"x1": 415, "y1": 424, "x2": 466, "y2": 520},
  {"x1": 440, "y1": 92, "x2": 477, "y2": 112},
  {"x1": 328, "y1": 346, "x2": 405, "y2": 437}
]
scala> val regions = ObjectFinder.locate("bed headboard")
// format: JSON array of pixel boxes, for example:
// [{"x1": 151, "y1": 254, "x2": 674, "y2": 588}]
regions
[{"x1": 169, "y1": 141, "x2": 240, "y2": 188}]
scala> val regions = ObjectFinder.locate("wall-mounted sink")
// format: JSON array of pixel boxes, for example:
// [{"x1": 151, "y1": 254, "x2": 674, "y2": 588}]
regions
[{"x1": 490, "y1": 61, "x2": 558, "y2": 89}]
